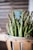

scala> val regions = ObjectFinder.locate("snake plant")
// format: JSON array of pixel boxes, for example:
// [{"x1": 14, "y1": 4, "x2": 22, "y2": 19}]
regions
[{"x1": 6, "y1": 10, "x2": 33, "y2": 37}]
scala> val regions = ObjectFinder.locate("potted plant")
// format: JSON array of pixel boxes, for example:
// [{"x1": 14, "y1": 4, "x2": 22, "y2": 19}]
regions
[
  {"x1": 6, "y1": 10, "x2": 33, "y2": 50},
  {"x1": 6, "y1": 10, "x2": 33, "y2": 39}
]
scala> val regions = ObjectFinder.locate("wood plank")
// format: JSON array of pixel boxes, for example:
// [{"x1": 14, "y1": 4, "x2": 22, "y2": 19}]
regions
[
  {"x1": 6, "y1": 39, "x2": 12, "y2": 50},
  {"x1": 0, "y1": 2, "x2": 28, "y2": 6},
  {"x1": 12, "y1": 41, "x2": 20, "y2": 50},
  {"x1": 0, "y1": 0, "x2": 28, "y2": 2},
  {"x1": 0, "y1": 5, "x2": 28, "y2": 9},
  {"x1": 23, "y1": 41, "x2": 31, "y2": 50}
]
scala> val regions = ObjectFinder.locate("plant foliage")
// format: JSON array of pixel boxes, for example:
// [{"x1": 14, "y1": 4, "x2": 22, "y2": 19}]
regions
[{"x1": 6, "y1": 10, "x2": 33, "y2": 37}]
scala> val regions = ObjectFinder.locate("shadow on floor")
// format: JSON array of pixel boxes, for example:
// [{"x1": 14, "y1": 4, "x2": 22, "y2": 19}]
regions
[{"x1": 0, "y1": 41, "x2": 7, "y2": 50}]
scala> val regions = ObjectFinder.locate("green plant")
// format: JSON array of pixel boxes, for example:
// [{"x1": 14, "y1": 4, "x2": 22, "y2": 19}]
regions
[{"x1": 6, "y1": 10, "x2": 33, "y2": 37}]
